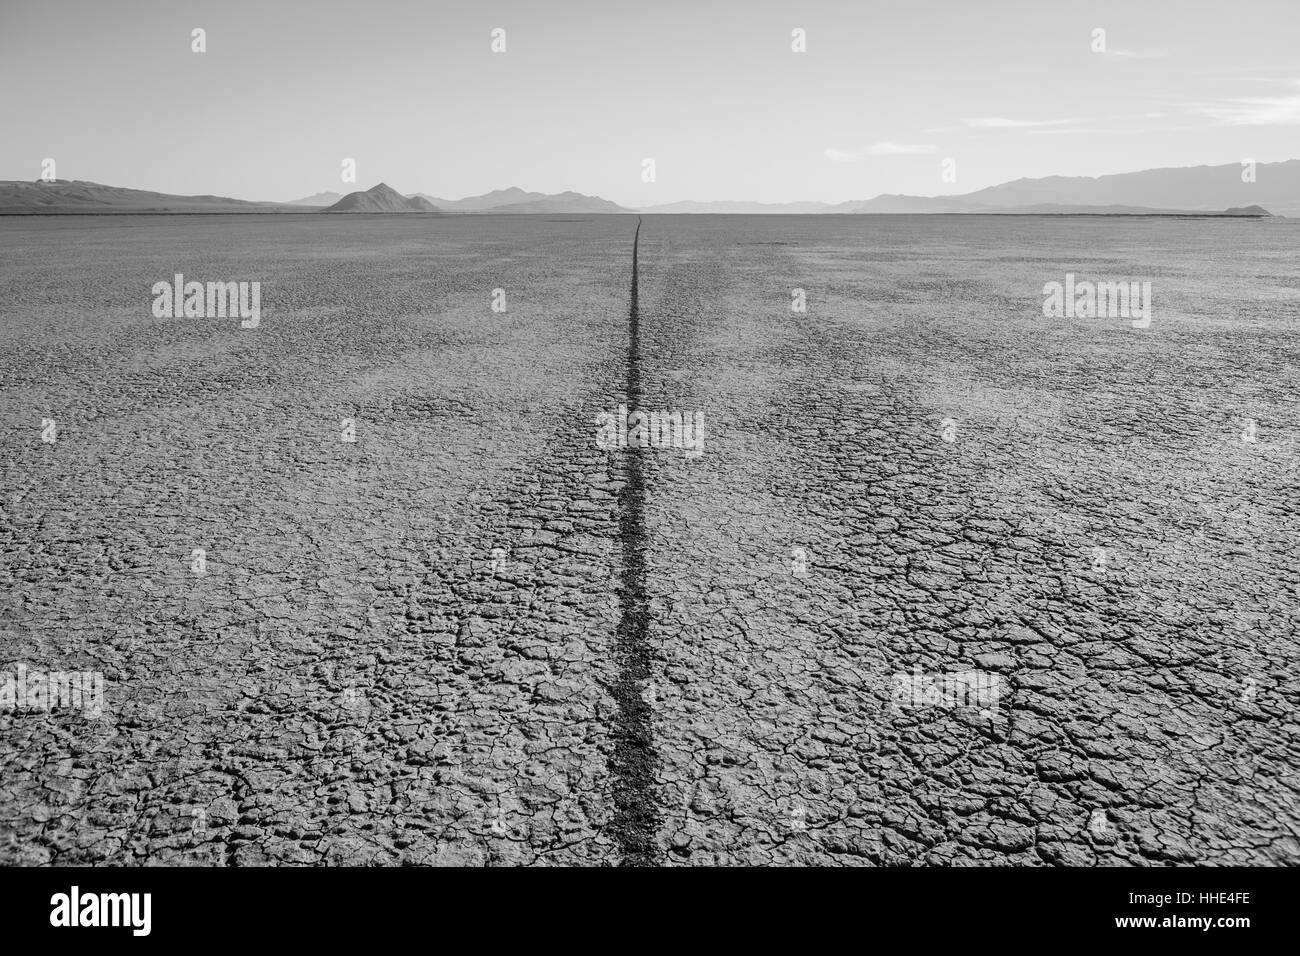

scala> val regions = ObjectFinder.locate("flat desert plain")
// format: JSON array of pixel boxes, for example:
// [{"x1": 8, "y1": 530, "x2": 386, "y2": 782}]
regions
[{"x1": 0, "y1": 213, "x2": 1296, "y2": 865}]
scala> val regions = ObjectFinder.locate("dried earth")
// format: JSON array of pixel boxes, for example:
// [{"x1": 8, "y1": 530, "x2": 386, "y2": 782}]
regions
[{"x1": 1, "y1": 214, "x2": 1296, "y2": 865}]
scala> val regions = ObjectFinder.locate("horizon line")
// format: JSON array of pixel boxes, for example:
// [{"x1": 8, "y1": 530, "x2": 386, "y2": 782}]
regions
[{"x1": 4, "y1": 156, "x2": 1297, "y2": 209}]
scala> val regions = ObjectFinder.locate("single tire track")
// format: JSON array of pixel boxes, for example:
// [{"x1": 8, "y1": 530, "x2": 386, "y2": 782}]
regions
[{"x1": 607, "y1": 218, "x2": 660, "y2": 865}]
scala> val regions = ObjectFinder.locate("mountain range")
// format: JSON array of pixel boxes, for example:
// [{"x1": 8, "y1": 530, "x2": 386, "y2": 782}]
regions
[
  {"x1": 637, "y1": 160, "x2": 1297, "y2": 216},
  {"x1": 286, "y1": 191, "x2": 344, "y2": 206},
  {"x1": 278, "y1": 185, "x2": 625, "y2": 214},
  {"x1": 432, "y1": 189, "x2": 624, "y2": 214},
  {"x1": 0, "y1": 180, "x2": 291, "y2": 214},
  {"x1": 2, "y1": 160, "x2": 1295, "y2": 215}
]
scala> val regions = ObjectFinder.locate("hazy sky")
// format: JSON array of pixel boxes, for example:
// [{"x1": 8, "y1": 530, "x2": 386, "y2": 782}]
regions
[{"x1": 1, "y1": 0, "x2": 1297, "y2": 204}]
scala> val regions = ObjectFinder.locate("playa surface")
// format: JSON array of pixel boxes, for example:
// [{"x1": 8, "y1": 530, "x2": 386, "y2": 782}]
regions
[{"x1": 1, "y1": 214, "x2": 1296, "y2": 865}]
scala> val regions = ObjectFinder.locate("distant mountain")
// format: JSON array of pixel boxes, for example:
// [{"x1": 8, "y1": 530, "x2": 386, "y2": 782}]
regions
[
  {"x1": 425, "y1": 187, "x2": 628, "y2": 213},
  {"x1": 638, "y1": 200, "x2": 832, "y2": 214},
  {"x1": 286, "y1": 191, "x2": 343, "y2": 206},
  {"x1": 991, "y1": 203, "x2": 1273, "y2": 216},
  {"x1": 324, "y1": 183, "x2": 441, "y2": 213},
  {"x1": 962, "y1": 160, "x2": 1298, "y2": 214},
  {"x1": 0, "y1": 180, "x2": 624, "y2": 215},
  {"x1": 432, "y1": 187, "x2": 550, "y2": 212},
  {"x1": 407, "y1": 192, "x2": 452, "y2": 208},
  {"x1": 480, "y1": 192, "x2": 627, "y2": 214},
  {"x1": 825, "y1": 194, "x2": 974, "y2": 214},
  {"x1": 0, "y1": 180, "x2": 295, "y2": 214},
  {"x1": 825, "y1": 196, "x2": 1275, "y2": 216},
  {"x1": 3, "y1": 160, "x2": 1293, "y2": 216},
  {"x1": 830, "y1": 160, "x2": 1298, "y2": 216}
]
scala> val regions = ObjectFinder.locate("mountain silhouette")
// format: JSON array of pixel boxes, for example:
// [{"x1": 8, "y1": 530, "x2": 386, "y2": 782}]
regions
[
  {"x1": 828, "y1": 160, "x2": 1297, "y2": 216},
  {"x1": 286, "y1": 191, "x2": 344, "y2": 206},
  {"x1": 3, "y1": 160, "x2": 1294, "y2": 215},
  {"x1": 0, "y1": 180, "x2": 294, "y2": 213},
  {"x1": 413, "y1": 187, "x2": 629, "y2": 213},
  {"x1": 325, "y1": 183, "x2": 441, "y2": 213}
]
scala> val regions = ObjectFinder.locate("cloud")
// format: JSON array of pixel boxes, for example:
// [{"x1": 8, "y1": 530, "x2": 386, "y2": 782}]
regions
[
  {"x1": 927, "y1": 112, "x2": 1171, "y2": 135},
  {"x1": 1026, "y1": 112, "x2": 1187, "y2": 134},
  {"x1": 1028, "y1": 124, "x2": 1202, "y2": 135},
  {"x1": 1186, "y1": 79, "x2": 1300, "y2": 125}
]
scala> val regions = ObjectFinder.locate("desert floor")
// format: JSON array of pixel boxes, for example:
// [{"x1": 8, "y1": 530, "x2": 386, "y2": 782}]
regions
[{"x1": 1, "y1": 213, "x2": 1296, "y2": 865}]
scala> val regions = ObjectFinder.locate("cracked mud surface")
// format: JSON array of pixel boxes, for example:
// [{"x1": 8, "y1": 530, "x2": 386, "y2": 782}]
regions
[{"x1": 1, "y1": 214, "x2": 1297, "y2": 865}]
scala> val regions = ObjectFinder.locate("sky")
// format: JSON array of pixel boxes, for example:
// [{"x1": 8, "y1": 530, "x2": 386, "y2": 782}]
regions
[{"x1": 1, "y1": 0, "x2": 1297, "y2": 205}]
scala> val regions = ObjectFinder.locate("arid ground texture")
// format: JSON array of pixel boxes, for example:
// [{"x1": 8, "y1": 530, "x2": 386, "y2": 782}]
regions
[{"x1": 1, "y1": 214, "x2": 1297, "y2": 865}]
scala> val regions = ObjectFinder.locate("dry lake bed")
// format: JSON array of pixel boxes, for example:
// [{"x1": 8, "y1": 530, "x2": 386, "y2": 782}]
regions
[{"x1": 1, "y1": 213, "x2": 1297, "y2": 865}]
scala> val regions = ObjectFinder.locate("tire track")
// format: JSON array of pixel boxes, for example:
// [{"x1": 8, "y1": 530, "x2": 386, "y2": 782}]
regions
[{"x1": 607, "y1": 218, "x2": 659, "y2": 865}]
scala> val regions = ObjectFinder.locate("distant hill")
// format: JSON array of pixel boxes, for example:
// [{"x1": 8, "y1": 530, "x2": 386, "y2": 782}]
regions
[
  {"x1": 830, "y1": 160, "x2": 1298, "y2": 216},
  {"x1": 286, "y1": 191, "x2": 343, "y2": 206},
  {"x1": 431, "y1": 187, "x2": 550, "y2": 212},
  {"x1": 825, "y1": 194, "x2": 974, "y2": 214},
  {"x1": 1223, "y1": 205, "x2": 1274, "y2": 217},
  {"x1": 424, "y1": 187, "x2": 629, "y2": 213},
  {"x1": 962, "y1": 161, "x2": 1298, "y2": 214},
  {"x1": 479, "y1": 192, "x2": 627, "y2": 214},
  {"x1": 324, "y1": 183, "x2": 442, "y2": 213},
  {"x1": 407, "y1": 192, "x2": 453, "y2": 208},
  {"x1": 0, "y1": 180, "x2": 295, "y2": 214},
  {"x1": 995, "y1": 203, "x2": 1273, "y2": 216},
  {"x1": 3, "y1": 160, "x2": 1294, "y2": 216},
  {"x1": 0, "y1": 180, "x2": 627, "y2": 215},
  {"x1": 821, "y1": 197, "x2": 1273, "y2": 216}
]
